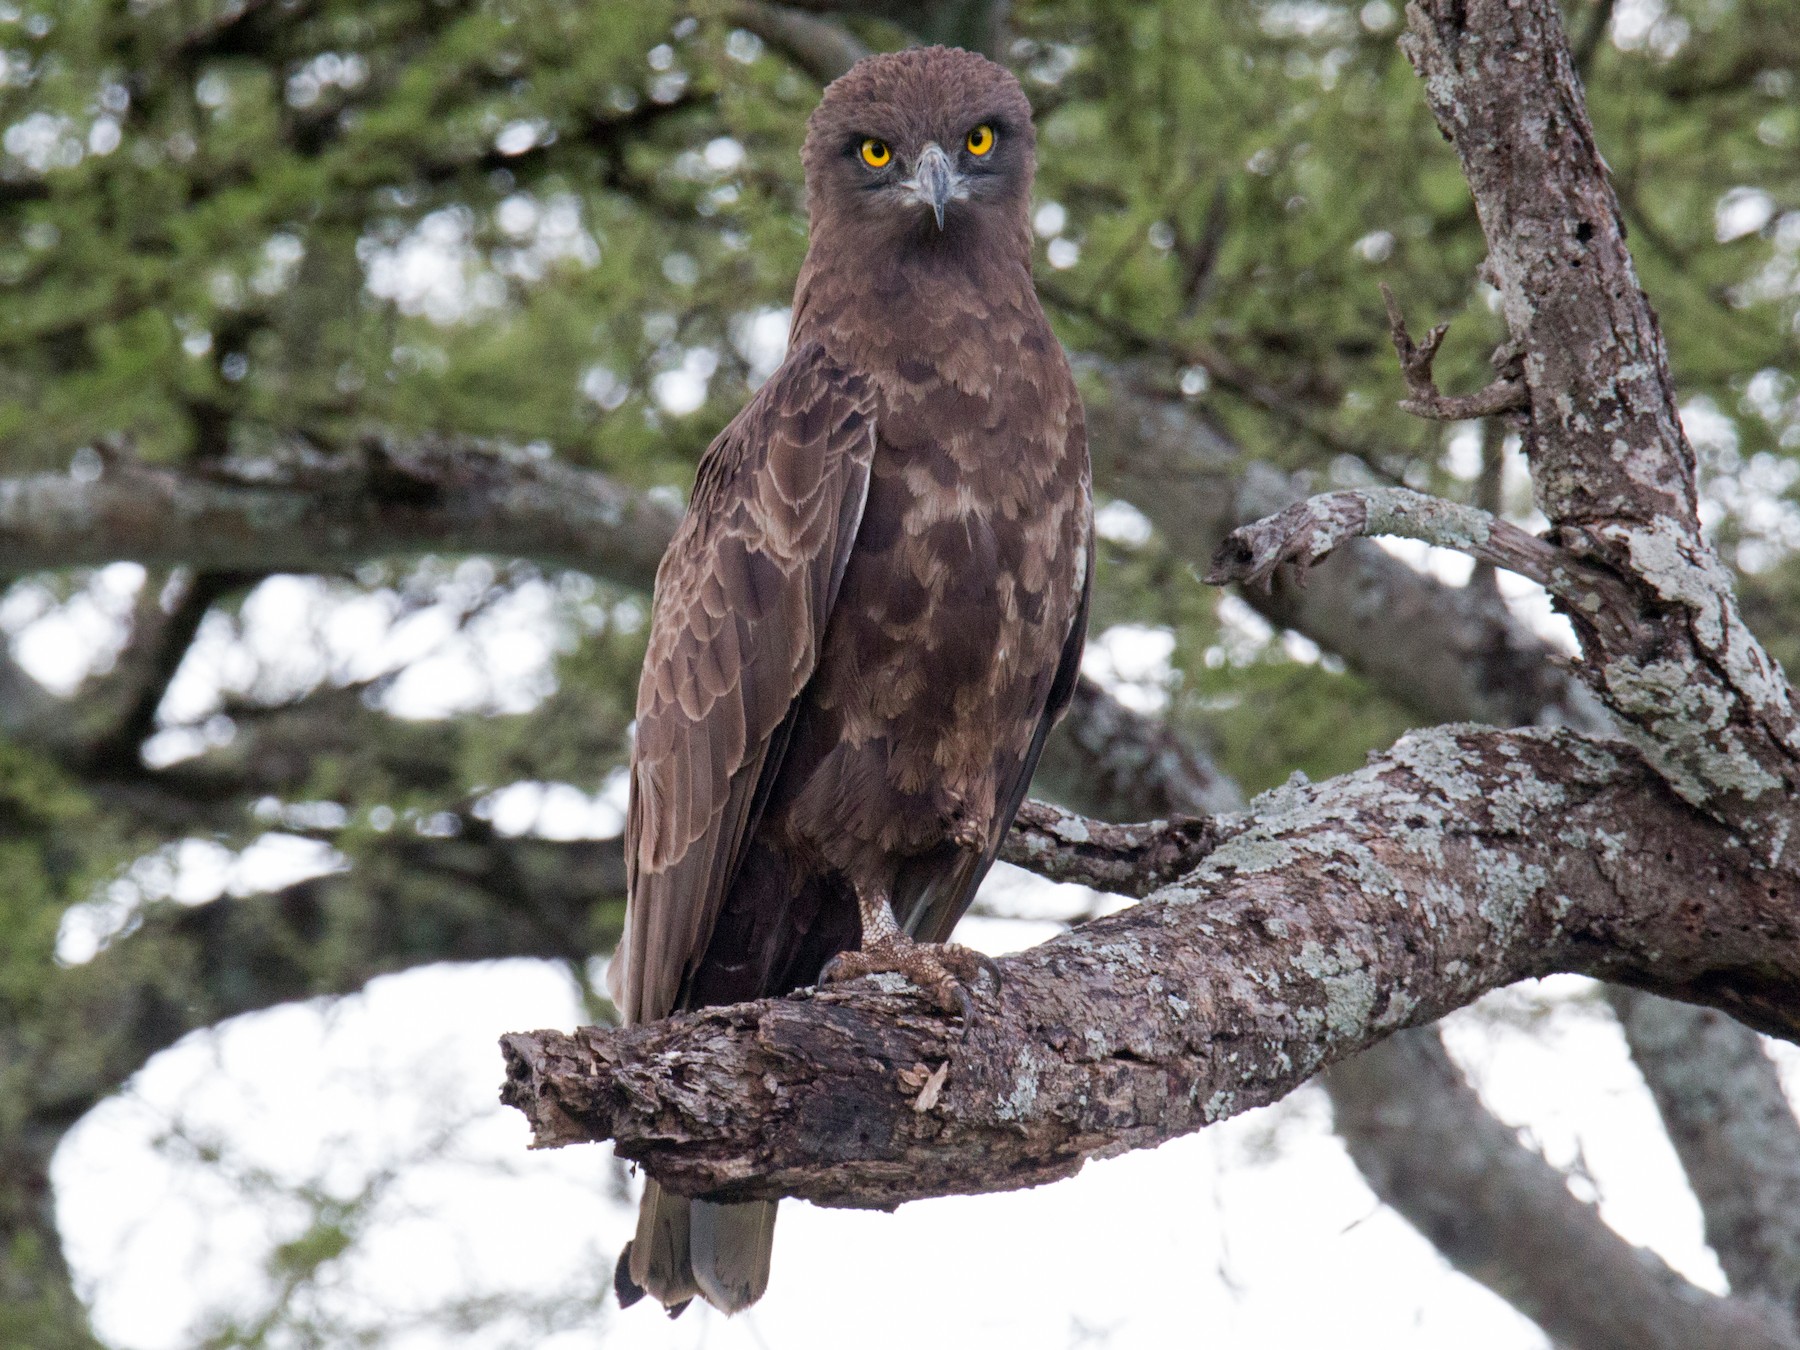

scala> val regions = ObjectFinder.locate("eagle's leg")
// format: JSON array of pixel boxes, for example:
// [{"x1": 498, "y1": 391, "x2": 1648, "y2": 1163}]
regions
[{"x1": 820, "y1": 886, "x2": 999, "y2": 1019}]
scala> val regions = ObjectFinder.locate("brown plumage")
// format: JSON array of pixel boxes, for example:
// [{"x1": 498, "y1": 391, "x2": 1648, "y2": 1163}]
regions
[{"x1": 608, "y1": 45, "x2": 1092, "y2": 1316}]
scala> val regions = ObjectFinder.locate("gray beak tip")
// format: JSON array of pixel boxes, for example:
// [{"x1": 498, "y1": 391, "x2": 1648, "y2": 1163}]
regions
[{"x1": 909, "y1": 143, "x2": 958, "y2": 232}]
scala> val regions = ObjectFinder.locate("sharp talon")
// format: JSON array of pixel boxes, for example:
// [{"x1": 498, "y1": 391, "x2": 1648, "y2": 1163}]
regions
[
  {"x1": 975, "y1": 952, "x2": 1003, "y2": 992},
  {"x1": 818, "y1": 934, "x2": 994, "y2": 1026}
]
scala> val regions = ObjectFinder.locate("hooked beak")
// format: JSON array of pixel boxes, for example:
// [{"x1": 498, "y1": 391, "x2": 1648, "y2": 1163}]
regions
[{"x1": 902, "y1": 143, "x2": 960, "y2": 230}]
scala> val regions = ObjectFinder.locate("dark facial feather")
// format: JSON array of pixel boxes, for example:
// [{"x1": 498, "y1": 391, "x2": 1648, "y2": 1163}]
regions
[{"x1": 802, "y1": 46, "x2": 1035, "y2": 257}]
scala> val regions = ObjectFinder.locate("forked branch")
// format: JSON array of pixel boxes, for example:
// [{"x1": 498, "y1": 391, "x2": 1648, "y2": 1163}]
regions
[{"x1": 1380, "y1": 282, "x2": 1529, "y2": 421}]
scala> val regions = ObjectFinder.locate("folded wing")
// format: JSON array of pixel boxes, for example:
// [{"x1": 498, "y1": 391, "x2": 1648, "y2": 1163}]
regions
[{"x1": 611, "y1": 342, "x2": 878, "y2": 1024}]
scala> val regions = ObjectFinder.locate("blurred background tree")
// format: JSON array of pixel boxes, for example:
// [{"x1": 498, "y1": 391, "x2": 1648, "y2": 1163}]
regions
[{"x1": 1, "y1": 0, "x2": 1797, "y2": 1346}]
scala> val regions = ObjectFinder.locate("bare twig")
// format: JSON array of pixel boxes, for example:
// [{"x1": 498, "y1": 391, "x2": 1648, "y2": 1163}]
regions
[
  {"x1": 1380, "y1": 283, "x2": 1529, "y2": 421},
  {"x1": 1204, "y1": 486, "x2": 1636, "y2": 648},
  {"x1": 999, "y1": 799, "x2": 1232, "y2": 898},
  {"x1": 1082, "y1": 368, "x2": 1602, "y2": 731}
]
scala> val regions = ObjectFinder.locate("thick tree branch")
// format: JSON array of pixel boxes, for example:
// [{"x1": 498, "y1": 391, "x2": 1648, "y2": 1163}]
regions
[
  {"x1": 1041, "y1": 550, "x2": 1779, "y2": 1350},
  {"x1": 1034, "y1": 585, "x2": 1778, "y2": 1350},
  {"x1": 0, "y1": 384, "x2": 1606, "y2": 744},
  {"x1": 0, "y1": 438, "x2": 680, "y2": 593},
  {"x1": 729, "y1": 2, "x2": 867, "y2": 84},
  {"x1": 501, "y1": 726, "x2": 1800, "y2": 1206},
  {"x1": 1608, "y1": 989, "x2": 1800, "y2": 1323},
  {"x1": 71, "y1": 570, "x2": 260, "y2": 771},
  {"x1": 1328, "y1": 1028, "x2": 1800, "y2": 1350}
]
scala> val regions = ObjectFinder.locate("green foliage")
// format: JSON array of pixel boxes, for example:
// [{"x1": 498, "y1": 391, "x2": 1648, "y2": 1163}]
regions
[
  {"x1": 0, "y1": 741, "x2": 103, "y2": 1022},
  {"x1": 0, "y1": 744, "x2": 110, "y2": 1348},
  {"x1": 0, "y1": 1226, "x2": 102, "y2": 1350}
]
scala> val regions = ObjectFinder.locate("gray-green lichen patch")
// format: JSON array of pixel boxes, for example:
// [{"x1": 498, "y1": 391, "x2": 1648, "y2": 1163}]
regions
[
  {"x1": 1420, "y1": 878, "x2": 1465, "y2": 928},
  {"x1": 1606, "y1": 517, "x2": 1800, "y2": 753},
  {"x1": 1615, "y1": 517, "x2": 1729, "y2": 644},
  {"x1": 1294, "y1": 940, "x2": 1378, "y2": 1039},
  {"x1": 1200, "y1": 1088, "x2": 1236, "y2": 1123},
  {"x1": 1474, "y1": 852, "x2": 1547, "y2": 937},
  {"x1": 996, "y1": 1045, "x2": 1043, "y2": 1121},
  {"x1": 1396, "y1": 829, "x2": 1446, "y2": 868},
  {"x1": 1481, "y1": 759, "x2": 1569, "y2": 833},
  {"x1": 1375, "y1": 987, "x2": 1418, "y2": 1030},
  {"x1": 1180, "y1": 833, "x2": 1297, "y2": 889},
  {"x1": 1361, "y1": 487, "x2": 1495, "y2": 556},
  {"x1": 1603, "y1": 655, "x2": 1783, "y2": 804},
  {"x1": 1082, "y1": 939, "x2": 1150, "y2": 975},
  {"x1": 1562, "y1": 731, "x2": 1625, "y2": 778},
  {"x1": 1389, "y1": 725, "x2": 1491, "y2": 803},
  {"x1": 1607, "y1": 435, "x2": 1668, "y2": 490},
  {"x1": 1588, "y1": 826, "x2": 1627, "y2": 862}
]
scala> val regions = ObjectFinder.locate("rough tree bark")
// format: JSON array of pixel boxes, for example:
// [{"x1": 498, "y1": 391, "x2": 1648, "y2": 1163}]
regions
[
  {"x1": 502, "y1": 726, "x2": 1800, "y2": 1193},
  {"x1": 1397, "y1": 0, "x2": 1800, "y2": 852}
]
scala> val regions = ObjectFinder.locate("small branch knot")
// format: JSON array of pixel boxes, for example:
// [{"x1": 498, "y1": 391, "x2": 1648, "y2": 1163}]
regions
[{"x1": 1381, "y1": 282, "x2": 1530, "y2": 422}]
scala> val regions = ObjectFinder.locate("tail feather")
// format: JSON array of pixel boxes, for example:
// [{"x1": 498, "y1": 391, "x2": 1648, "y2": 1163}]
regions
[
  {"x1": 626, "y1": 1178, "x2": 700, "y2": 1311},
  {"x1": 691, "y1": 1198, "x2": 778, "y2": 1314},
  {"x1": 618, "y1": 1182, "x2": 777, "y2": 1316},
  {"x1": 612, "y1": 1246, "x2": 646, "y2": 1309}
]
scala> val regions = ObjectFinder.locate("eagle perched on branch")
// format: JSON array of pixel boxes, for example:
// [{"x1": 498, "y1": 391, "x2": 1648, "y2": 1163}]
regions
[{"x1": 609, "y1": 45, "x2": 1092, "y2": 1315}]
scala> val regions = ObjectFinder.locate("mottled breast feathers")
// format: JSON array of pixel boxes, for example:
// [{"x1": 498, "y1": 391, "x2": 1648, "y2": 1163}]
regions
[{"x1": 614, "y1": 342, "x2": 877, "y2": 1024}]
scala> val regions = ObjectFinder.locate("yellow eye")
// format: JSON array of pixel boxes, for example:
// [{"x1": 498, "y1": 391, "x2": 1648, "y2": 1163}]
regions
[
  {"x1": 966, "y1": 124, "x2": 995, "y2": 156},
  {"x1": 860, "y1": 139, "x2": 891, "y2": 168}
]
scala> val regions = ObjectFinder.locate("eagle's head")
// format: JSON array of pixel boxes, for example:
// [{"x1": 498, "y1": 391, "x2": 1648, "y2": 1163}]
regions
[{"x1": 801, "y1": 46, "x2": 1036, "y2": 261}]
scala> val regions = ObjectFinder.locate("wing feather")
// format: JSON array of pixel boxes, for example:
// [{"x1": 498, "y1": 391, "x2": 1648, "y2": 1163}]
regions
[{"x1": 611, "y1": 343, "x2": 877, "y2": 1023}]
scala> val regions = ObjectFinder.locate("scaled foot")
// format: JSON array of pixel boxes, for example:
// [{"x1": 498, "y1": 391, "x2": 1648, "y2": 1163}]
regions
[{"x1": 821, "y1": 934, "x2": 1001, "y2": 1019}]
